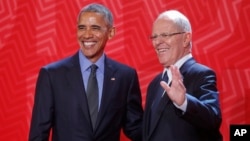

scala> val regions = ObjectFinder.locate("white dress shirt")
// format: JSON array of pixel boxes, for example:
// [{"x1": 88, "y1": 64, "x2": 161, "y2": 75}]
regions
[{"x1": 162, "y1": 53, "x2": 192, "y2": 112}]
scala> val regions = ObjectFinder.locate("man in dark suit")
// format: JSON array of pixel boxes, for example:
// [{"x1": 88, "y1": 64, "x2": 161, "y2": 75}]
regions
[
  {"x1": 143, "y1": 10, "x2": 222, "y2": 141},
  {"x1": 29, "y1": 3, "x2": 143, "y2": 141}
]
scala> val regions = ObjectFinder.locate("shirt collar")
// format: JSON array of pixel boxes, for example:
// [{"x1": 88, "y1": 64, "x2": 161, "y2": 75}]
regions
[
  {"x1": 162, "y1": 53, "x2": 192, "y2": 81},
  {"x1": 78, "y1": 50, "x2": 105, "y2": 73},
  {"x1": 174, "y1": 53, "x2": 192, "y2": 69}
]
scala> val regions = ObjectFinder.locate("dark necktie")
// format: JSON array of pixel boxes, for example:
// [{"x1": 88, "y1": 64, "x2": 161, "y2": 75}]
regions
[{"x1": 86, "y1": 64, "x2": 98, "y2": 129}]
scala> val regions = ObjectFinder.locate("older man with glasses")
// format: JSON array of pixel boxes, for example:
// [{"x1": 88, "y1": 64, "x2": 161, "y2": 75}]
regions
[{"x1": 143, "y1": 10, "x2": 222, "y2": 141}]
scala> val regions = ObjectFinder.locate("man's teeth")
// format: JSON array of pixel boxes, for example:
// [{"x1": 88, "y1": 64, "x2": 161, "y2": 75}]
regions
[
  {"x1": 158, "y1": 48, "x2": 168, "y2": 53},
  {"x1": 84, "y1": 42, "x2": 95, "y2": 46}
]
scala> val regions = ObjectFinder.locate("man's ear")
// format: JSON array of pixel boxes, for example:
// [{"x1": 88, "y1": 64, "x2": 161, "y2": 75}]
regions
[
  {"x1": 183, "y1": 32, "x2": 191, "y2": 47},
  {"x1": 108, "y1": 27, "x2": 116, "y2": 39}
]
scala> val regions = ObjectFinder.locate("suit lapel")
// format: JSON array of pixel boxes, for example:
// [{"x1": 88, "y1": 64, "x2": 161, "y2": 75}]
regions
[
  {"x1": 147, "y1": 75, "x2": 171, "y2": 138},
  {"x1": 148, "y1": 94, "x2": 170, "y2": 137},
  {"x1": 66, "y1": 53, "x2": 92, "y2": 127},
  {"x1": 94, "y1": 57, "x2": 117, "y2": 133}
]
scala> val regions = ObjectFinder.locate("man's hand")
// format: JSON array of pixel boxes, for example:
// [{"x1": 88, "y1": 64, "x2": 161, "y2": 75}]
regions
[{"x1": 160, "y1": 65, "x2": 186, "y2": 106}]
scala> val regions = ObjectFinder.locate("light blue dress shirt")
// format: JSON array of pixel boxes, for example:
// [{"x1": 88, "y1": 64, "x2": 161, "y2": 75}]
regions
[{"x1": 78, "y1": 50, "x2": 104, "y2": 110}]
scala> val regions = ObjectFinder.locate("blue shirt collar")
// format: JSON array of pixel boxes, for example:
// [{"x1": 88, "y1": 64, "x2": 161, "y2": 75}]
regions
[{"x1": 78, "y1": 50, "x2": 105, "y2": 73}]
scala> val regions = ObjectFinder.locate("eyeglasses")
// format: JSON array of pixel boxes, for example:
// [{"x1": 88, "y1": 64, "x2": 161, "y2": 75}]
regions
[{"x1": 149, "y1": 32, "x2": 185, "y2": 41}]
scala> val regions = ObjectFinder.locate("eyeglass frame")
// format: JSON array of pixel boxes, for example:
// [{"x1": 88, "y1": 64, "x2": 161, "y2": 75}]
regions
[{"x1": 149, "y1": 32, "x2": 186, "y2": 41}]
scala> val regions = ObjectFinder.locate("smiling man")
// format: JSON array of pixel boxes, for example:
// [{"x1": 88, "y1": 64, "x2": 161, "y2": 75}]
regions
[
  {"x1": 29, "y1": 3, "x2": 143, "y2": 141},
  {"x1": 142, "y1": 10, "x2": 222, "y2": 141}
]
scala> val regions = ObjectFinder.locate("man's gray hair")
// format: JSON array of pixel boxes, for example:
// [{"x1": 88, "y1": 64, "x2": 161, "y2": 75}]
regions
[{"x1": 158, "y1": 10, "x2": 192, "y2": 33}]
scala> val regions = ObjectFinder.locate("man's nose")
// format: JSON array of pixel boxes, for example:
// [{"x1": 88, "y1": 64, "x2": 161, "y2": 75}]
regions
[{"x1": 83, "y1": 29, "x2": 94, "y2": 38}]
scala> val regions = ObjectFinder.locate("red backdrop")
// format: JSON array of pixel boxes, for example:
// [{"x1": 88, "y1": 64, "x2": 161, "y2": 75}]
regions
[{"x1": 0, "y1": 0, "x2": 250, "y2": 141}]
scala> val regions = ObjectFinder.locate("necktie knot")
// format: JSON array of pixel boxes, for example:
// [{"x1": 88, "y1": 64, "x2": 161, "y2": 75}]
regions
[
  {"x1": 90, "y1": 64, "x2": 98, "y2": 75},
  {"x1": 162, "y1": 70, "x2": 169, "y2": 83}
]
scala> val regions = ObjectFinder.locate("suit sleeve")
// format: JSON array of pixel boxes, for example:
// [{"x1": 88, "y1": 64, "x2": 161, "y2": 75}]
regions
[
  {"x1": 29, "y1": 68, "x2": 54, "y2": 141},
  {"x1": 180, "y1": 69, "x2": 222, "y2": 130},
  {"x1": 123, "y1": 69, "x2": 143, "y2": 141}
]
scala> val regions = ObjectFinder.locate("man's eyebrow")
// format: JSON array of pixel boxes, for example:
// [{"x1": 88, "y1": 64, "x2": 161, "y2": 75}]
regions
[
  {"x1": 91, "y1": 25, "x2": 102, "y2": 28},
  {"x1": 77, "y1": 25, "x2": 85, "y2": 28},
  {"x1": 77, "y1": 25, "x2": 102, "y2": 28}
]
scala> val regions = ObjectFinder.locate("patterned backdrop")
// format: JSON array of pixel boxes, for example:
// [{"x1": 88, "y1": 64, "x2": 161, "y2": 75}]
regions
[{"x1": 0, "y1": 0, "x2": 250, "y2": 141}]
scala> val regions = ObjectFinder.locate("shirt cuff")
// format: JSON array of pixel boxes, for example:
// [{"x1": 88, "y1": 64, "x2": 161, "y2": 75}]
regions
[{"x1": 173, "y1": 96, "x2": 187, "y2": 112}]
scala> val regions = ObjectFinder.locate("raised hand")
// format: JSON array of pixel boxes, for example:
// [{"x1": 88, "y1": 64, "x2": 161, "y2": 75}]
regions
[{"x1": 160, "y1": 65, "x2": 186, "y2": 106}]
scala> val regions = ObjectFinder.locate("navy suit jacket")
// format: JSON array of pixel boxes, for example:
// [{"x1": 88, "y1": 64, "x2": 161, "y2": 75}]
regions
[
  {"x1": 143, "y1": 58, "x2": 222, "y2": 141},
  {"x1": 29, "y1": 52, "x2": 143, "y2": 141}
]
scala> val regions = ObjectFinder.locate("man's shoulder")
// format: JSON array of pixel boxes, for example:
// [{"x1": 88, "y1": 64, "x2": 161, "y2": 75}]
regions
[
  {"x1": 184, "y1": 58, "x2": 214, "y2": 72},
  {"x1": 193, "y1": 62, "x2": 214, "y2": 73},
  {"x1": 42, "y1": 54, "x2": 77, "y2": 70},
  {"x1": 106, "y1": 57, "x2": 135, "y2": 71}
]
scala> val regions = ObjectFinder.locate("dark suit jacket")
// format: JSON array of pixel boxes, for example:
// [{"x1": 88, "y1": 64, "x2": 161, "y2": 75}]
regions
[
  {"x1": 143, "y1": 58, "x2": 222, "y2": 141},
  {"x1": 29, "y1": 52, "x2": 143, "y2": 141}
]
